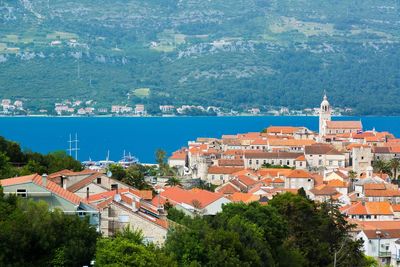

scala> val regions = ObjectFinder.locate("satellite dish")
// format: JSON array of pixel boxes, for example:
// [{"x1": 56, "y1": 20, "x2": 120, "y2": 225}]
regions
[
  {"x1": 107, "y1": 171, "x2": 112, "y2": 178},
  {"x1": 114, "y1": 194, "x2": 121, "y2": 202}
]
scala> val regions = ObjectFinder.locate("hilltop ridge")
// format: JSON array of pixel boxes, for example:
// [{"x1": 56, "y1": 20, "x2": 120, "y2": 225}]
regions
[{"x1": 0, "y1": 0, "x2": 400, "y2": 114}]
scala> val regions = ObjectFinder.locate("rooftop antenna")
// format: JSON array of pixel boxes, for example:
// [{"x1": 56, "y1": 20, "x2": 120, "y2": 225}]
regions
[{"x1": 67, "y1": 133, "x2": 80, "y2": 160}]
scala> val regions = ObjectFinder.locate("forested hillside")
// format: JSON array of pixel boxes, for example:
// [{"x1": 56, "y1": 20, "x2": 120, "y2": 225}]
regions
[{"x1": 1, "y1": 0, "x2": 400, "y2": 114}]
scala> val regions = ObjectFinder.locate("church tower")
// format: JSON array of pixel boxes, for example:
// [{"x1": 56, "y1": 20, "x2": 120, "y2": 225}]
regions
[{"x1": 319, "y1": 93, "x2": 331, "y2": 136}]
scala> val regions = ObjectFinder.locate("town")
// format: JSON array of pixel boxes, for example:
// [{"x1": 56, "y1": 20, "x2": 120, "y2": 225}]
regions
[
  {"x1": 0, "y1": 94, "x2": 398, "y2": 265},
  {"x1": 0, "y1": 97, "x2": 350, "y2": 117}
]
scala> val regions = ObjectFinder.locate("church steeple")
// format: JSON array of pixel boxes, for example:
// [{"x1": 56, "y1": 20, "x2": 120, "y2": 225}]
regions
[{"x1": 319, "y1": 92, "x2": 331, "y2": 137}]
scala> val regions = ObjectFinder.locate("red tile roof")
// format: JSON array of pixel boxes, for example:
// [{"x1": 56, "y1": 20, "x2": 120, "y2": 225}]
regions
[
  {"x1": 67, "y1": 172, "x2": 104, "y2": 192},
  {"x1": 155, "y1": 187, "x2": 226, "y2": 209},
  {"x1": 218, "y1": 159, "x2": 244, "y2": 167},
  {"x1": 229, "y1": 192, "x2": 259, "y2": 203},
  {"x1": 216, "y1": 183, "x2": 241, "y2": 195},
  {"x1": 287, "y1": 170, "x2": 314, "y2": 179},
  {"x1": 0, "y1": 174, "x2": 84, "y2": 205},
  {"x1": 265, "y1": 126, "x2": 300, "y2": 134},
  {"x1": 342, "y1": 202, "x2": 393, "y2": 215},
  {"x1": 208, "y1": 166, "x2": 244, "y2": 174},
  {"x1": 326, "y1": 121, "x2": 362, "y2": 129}
]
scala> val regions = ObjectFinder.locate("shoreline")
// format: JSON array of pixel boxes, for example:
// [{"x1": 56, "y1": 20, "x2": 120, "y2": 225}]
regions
[{"x1": 0, "y1": 114, "x2": 398, "y2": 118}]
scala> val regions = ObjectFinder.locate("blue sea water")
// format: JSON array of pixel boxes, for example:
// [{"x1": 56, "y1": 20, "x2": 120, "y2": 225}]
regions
[{"x1": 0, "y1": 116, "x2": 399, "y2": 163}]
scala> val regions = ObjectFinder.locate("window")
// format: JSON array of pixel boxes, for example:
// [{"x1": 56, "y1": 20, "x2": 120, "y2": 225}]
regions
[
  {"x1": 299, "y1": 162, "x2": 303, "y2": 167},
  {"x1": 212, "y1": 175, "x2": 215, "y2": 180},
  {"x1": 256, "y1": 160, "x2": 259, "y2": 165},
  {"x1": 97, "y1": 177, "x2": 102, "y2": 184},
  {"x1": 111, "y1": 184, "x2": 118, "y2": 191},
  {"x1": 361, "y1": 156, "x2": 364, "y2": 160},
  {"x1": 249, "y1": 160, "x2": 252, "y2": 164},
  {"x1": 78, "y1": 211, "x2": 86, "y2": 217},
  {"x1": 366, "y1": 215, "x2": 371, "y2": 219},
  {"x1": 16, "y1": 189, "x2": 27, "y2": 198}
]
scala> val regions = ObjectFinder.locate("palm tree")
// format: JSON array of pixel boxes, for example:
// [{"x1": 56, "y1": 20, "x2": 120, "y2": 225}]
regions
[
  {"x1": 390, "y1": 158, "x2": 400, "y2": 180},
  {"x1": 373, "y1": 159, "x2": 390, "y2": 174},
  {"x1": 166, "y1": 177, "x2": 182, "y2": 187}
]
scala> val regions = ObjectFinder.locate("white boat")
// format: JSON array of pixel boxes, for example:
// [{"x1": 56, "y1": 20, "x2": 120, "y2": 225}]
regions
[{"x1": 118, "y1": 150, "x2": 139, "y2": 168}]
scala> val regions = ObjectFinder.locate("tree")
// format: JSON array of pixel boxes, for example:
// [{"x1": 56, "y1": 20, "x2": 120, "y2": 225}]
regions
[
  {"x1": 96, "y1": 228, "x2": 175, "y2": 267},
  {"x1": 389, "y1": 158, "x2": 400, "y2": 180},
  {"x1": 0, "y1": 192, "x2": 98, "y2": 266},
  {"x1": 373, "y1": 159, "x2": 391, "y2": 175},
  {"x1": 155, "y1": 149, "x2": 167, "y2": 167},
  {"x1": 268, "y1": 193, "x2": 366, "y2": 266},
  {"x1": 165, "y1": 177, "x2": 182, "y2": 187},
  {"x1": 123, "y1": 165, "x2": 151, "y2": 190},
  {"x1": 0, "y1": 151, "x2": 13, "y2": 178},
  {"x1": 108, "y1": 164, "x2": 127, "y2": 181}
]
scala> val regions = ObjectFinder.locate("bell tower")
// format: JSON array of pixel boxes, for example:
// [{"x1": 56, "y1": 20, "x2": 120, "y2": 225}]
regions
[{"x1": 319, "y1": 93, "x2": 331, "y2": 136}]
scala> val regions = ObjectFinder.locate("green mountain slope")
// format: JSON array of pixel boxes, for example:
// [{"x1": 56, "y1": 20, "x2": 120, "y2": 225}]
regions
[{"x1": 1, "y1": 0, "x2": 400, "y2": 114}]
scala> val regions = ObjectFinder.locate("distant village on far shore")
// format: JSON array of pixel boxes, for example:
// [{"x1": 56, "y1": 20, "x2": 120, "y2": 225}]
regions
[{"x1": 0, "y1": 98, "x2": 352, "y2": 117}]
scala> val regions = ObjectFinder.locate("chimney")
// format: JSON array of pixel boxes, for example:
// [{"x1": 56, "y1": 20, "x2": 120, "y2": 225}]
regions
[
  {"x1": 42, "y1": 174, "x2": 48, "y2": 187},
  {"x1": 61, "y1": 175, "x2": 67, "y2": 189}
]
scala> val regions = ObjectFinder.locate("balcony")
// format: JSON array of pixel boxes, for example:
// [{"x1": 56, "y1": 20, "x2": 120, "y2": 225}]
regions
[{"x1": 378, "y1": 251, "x2": 391, "y2": 258}]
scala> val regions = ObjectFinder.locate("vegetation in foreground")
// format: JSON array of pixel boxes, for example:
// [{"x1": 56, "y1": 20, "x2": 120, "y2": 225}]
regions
[{"x1": 0, "y1": 185, "x2": 376, "y2": 266}]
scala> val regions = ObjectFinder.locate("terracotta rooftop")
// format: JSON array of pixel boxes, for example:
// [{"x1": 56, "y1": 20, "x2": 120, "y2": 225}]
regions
[
  {"x1": 155, "y1": 187, "x2": 226, "y2": 209},
  {"x1": 268, "y1": 139, "x2": 315, "y2": 147},
  {"x1": 67, "y1": 172, "x2": 104, "y2": 192},
  {"x1": 305, "y1": 144, "x2": 343, "y2": 155},
  {"x1": 287, "y1": 169, "x2": 314, "y2": 179},
  {"x1": 216, "y1": 183, "x2": 241, "y2": 195},
  {"x1": 229, "y1": 192, "x2": 259, "y2": 203},
  {"x1": 309, "y1": 186, "x2": 338, "y2": 196},
  {"x1": 218, "y1": 159, "x2": 244, "y2": 167},
  {"x1": 265, "y1": 126, "x2": 300, "y2": 134},
  {"x1": 342, "y1": 201, "x2": 393, "y2": 215},
  {"x1": 244, "y1": 151, "x2": 303, "y2": 159},
  {"x1": 208, "y1": 166, "x2": 244, "y2": 174},
  {"x1": 0, "y1": 174, "x2": 84, "y2": 205},
  {"x1": 326, "y1": 121, "x2": 362, "y2": 129}
]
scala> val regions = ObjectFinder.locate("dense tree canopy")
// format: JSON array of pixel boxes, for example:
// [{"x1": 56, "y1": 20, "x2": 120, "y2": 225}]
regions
[
  {"x1": 0, "y1": 187, "x2": 99, "y2": 267},
  {"x1": 164, "y1": 192, "x2": 369, "y2": 267},
  {"x1": 0, "y1": 136, "x2": 82, "y2": 179}
]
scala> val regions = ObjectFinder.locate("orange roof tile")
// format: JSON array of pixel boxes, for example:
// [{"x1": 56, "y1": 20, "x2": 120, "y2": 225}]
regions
[
  {"x1": 295, "y1": 155, "x2": 306, "y2": 161},
  {"x1": 265, "y1": 126, "x2": 300, "y2": 134},
  {"x1": 208, "y1": 166, "x2": 244, "y2": 175},
  {"x1": 67, "y1": 172, "x2": 104, "y2": 192},
  {"x1": 216, "y1": 183, "x2": 240, "y2": 195},
  {"x1": 229, "y1": 192, "x2": 259, "y2": 203},
  {"x1": 236, "y1": 175, "x2": 259, "y2": 187},
  {"x1": 326, "y1": 121, "x2": 362, "y2": 129},
  {"x1": 268, "y1": 139, "x2": 315, "y2": 147},
  {"x1": 364, "y1": 183, "x2": 386, "y2": 190},
  {"x1": 343, "y1": 202, "x2": 393, "y2": 215},
  {"x1": 287, "y1": 169, "x2": 314, "y2": 179},
  {"x1": 155, "y1": 187, "x2": 225, "y2": 209},
  {"x1": 326, "y1": 179, "x2": 348, "y2": 188},
  {"x1": 0, "y1": 174, "x2": 84, "y2": 205}
]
